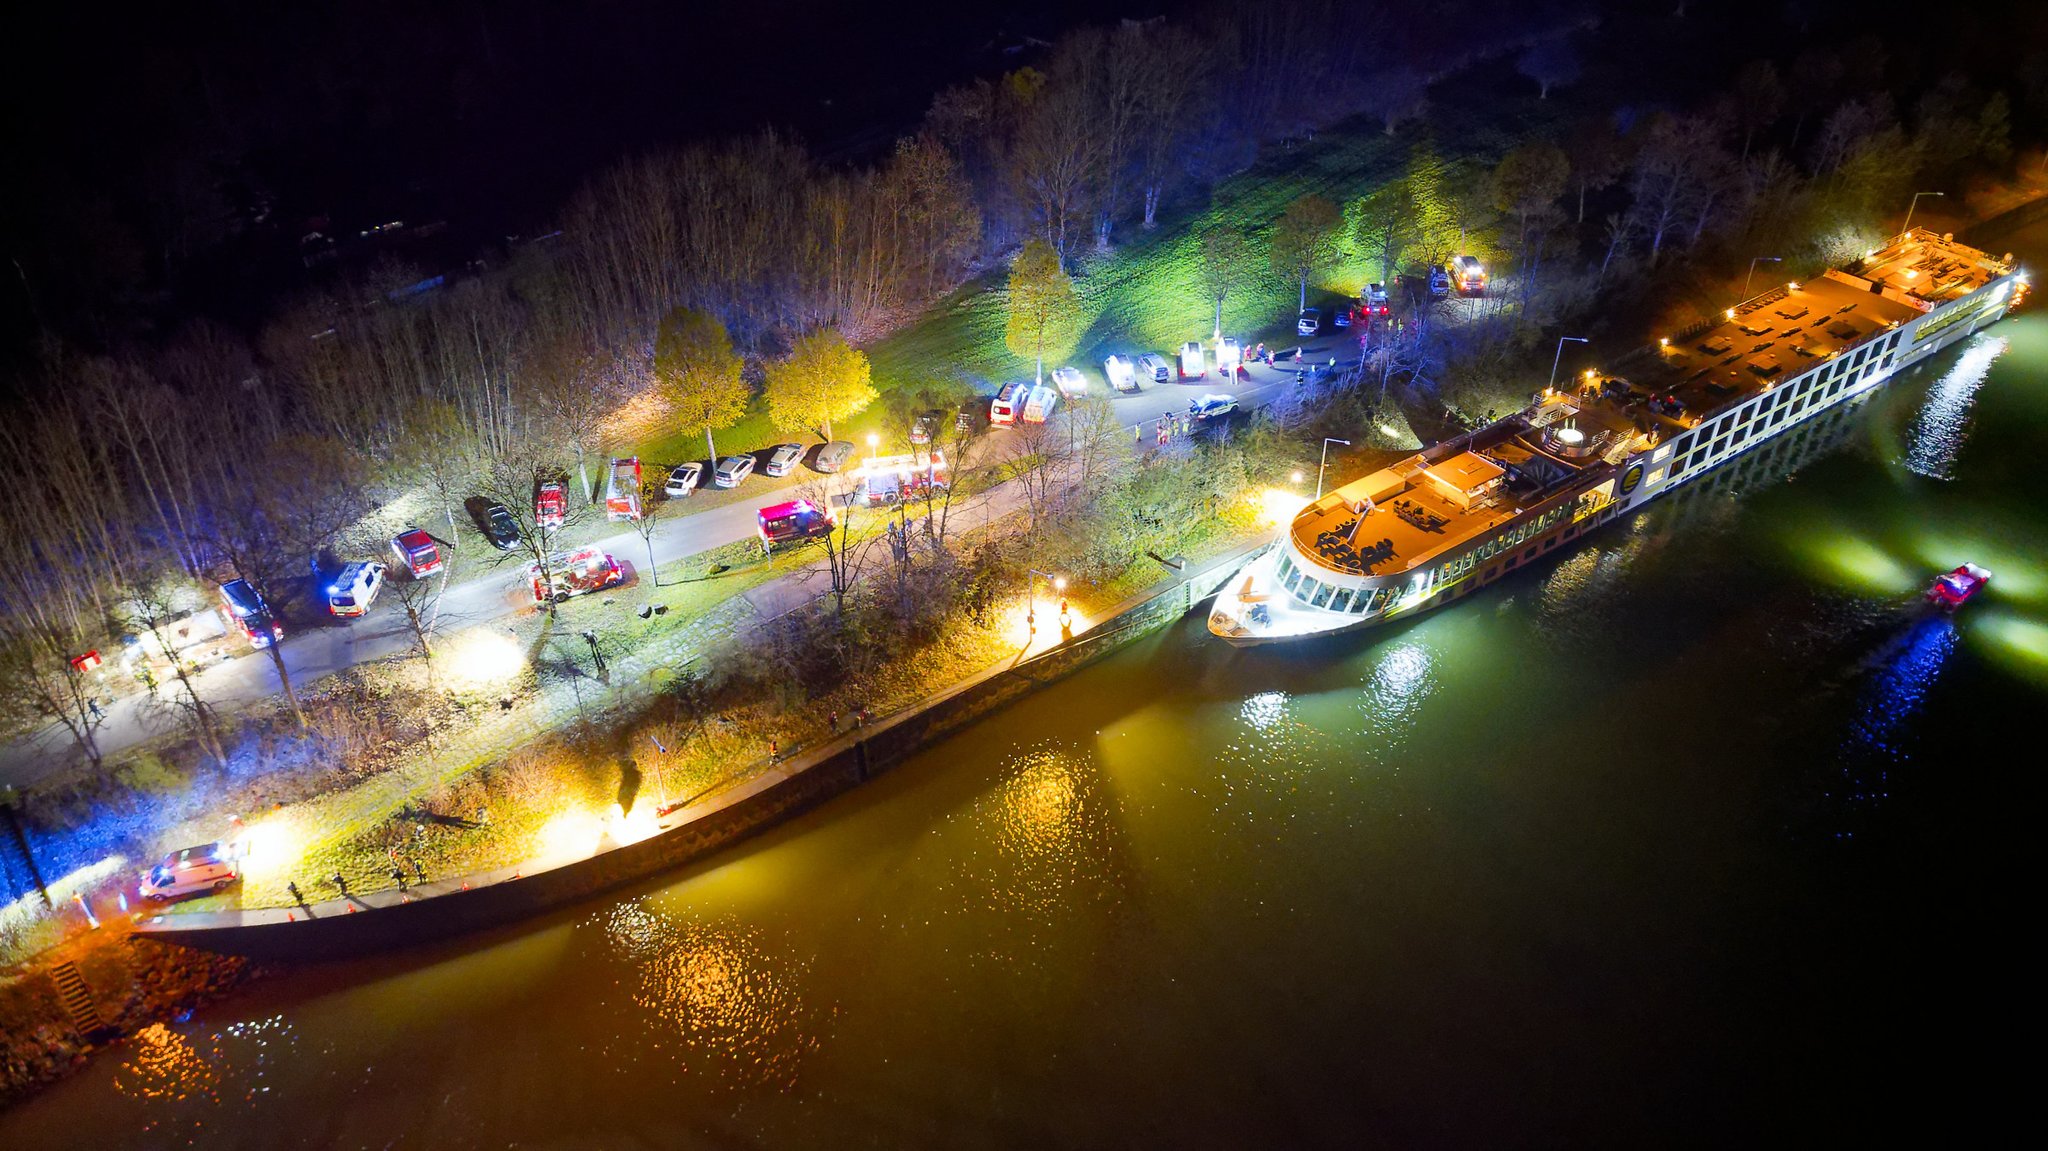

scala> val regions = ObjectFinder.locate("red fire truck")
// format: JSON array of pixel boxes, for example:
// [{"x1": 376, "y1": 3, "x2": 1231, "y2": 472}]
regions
[{"x1": 528, "y1": 545, "x2": 625, "y2": 604}]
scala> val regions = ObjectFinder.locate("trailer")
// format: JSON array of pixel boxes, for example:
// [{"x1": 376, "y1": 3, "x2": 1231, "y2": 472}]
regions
[{"x1": 605, "y1": 457, "x2": 642, "y2": 520}]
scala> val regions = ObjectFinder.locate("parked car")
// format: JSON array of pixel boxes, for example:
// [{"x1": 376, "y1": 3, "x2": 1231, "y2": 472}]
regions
[
  {"x1": 665, "y1": 462, "x2": 703, "y2": 497},
  {"x1": 1297, "y1": 308, "x2": 1322, "y2": 336},
  {"x1": 467, "y1": 497, "x2": 520, "y2": 550},
  {"x1": 1022, "y1": 383, "x2": 1060, "y2": 424},
  {"x1": 990, "y1": 382, "x2": 1027, "y2": 426},
  {"x1": 535, "y1": 480, "x2": 567, "y2": 529},
  {"x1": 758, "y1": 499, "x2": 837, "y2": 550},
  {"x1": 325, "y1": 560, "x2": 386, "y2": 618},
  {"x1": 139, "y1": 842, "x2": 240, "y2": 902},
  {"x1": 765, "y1": 443, "x2": 806, "y2": 477},
  {"x1": 1364, "y1": 282, "x2": 1391, "y2": 317},
  {"x1": 391, "y1": 527, "x2": 443, "y2": 579},
  {"x1": 1451, "y1": 254, "x2": 1487, "y2": 295},
  {"x1": 713, "y1": 455, "x2": 756, "y2": 488},
  {"x1": 813, "y1": 441, "x2": 856, "y2": 473},
  {"x1": 1216, "y1": 337, "x2": 1242, "y2": 376},
  {"x1": 910, "y1": 411, "x2": 943, "y2": 445},
  {"x1": 218, "y1": 579, "x2": 282, "y2": 647},
  {"x1": 1428, "y1": 264, "x2": 1452, "y2": 298},
  {"x1": 1189, "y1": 393, "x2": 1239, "y2": 422},
  {"x1": 1104, "y1": 354, "x2": 1139, "y2": 393},
  {"x1": 956, "y1": 400, "x2": 988, "y2": 434},
  {"x1": 1178, "y1": 341, "x2": 1207, "y2": 380},
  {"x1": 1333, "y1": 304, "x2": 1353, "y2": 329},
  {"x1": 1136, "y1": 353, "x2": 1173, "y2": 384},
  {"x1": 528, "y1": 545, "x2": 625, "y2": 604},
  {"x1": 1051, "y1": 366, "x2": 1088, "y2": 397}
]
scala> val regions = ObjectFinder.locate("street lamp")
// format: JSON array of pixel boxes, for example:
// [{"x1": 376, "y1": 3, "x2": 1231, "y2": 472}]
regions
[
  {"x1": 1901, "y1": 191, "x2": 1943, "y2": 237},
  {"x1": 1743, "y1": 255, "x2": 1782, "y2": 298},
  {"x1": 1547, "y1": 336, "x2": 1589, "y2": 394},
  {"x1": 866, "y1": 432, "x2": 879, "y2": 463},
  {"x1": 1026, "y1": 569, "x2": 1065, "y2": 638},
  {"x1": 1316, "y1": 437, "x2": 1351, "y2": 500}
]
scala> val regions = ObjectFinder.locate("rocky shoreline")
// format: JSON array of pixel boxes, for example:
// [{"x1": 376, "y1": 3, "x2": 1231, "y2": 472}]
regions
[{"x1": 0, "y1": 931, "x2": 270, "y2": 1108}]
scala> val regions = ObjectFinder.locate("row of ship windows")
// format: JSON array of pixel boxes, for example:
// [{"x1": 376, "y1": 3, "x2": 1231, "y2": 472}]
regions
[
  {"x1": 1276, "y1": 552, "x2": 1399, "y2": 614},
  {"x1": 1654, "y1": 332, "x2": 1900, "y2": 483}
]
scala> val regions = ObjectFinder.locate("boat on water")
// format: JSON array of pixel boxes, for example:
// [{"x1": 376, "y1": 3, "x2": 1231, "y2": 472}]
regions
[
  {"x1": 1927, "y1": 563, "x2": 1991, "y2": 610},
  {"x1": 1210, "y1": 229, "x2": 2024, "y2": 646}
]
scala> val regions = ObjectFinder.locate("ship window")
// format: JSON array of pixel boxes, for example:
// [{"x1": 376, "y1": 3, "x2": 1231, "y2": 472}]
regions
[
  {"x1": 1647, "y1": 467, "x2": 1666, "y2": 486},
  {"x1": 1330, "y1": 588, "x2": 1354, "y2": 612},
  {"x1": 1310, "y1": 582, "x2": 1335, "y2": 608},
  {"x1": 1283, "y1": 566, "x2": 1303, "y2": 593}
]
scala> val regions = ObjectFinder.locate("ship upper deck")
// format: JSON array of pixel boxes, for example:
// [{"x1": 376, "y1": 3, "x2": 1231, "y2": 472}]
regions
[{"x1": 1288, "y1": 231, "x2": 2015, "y2": 586}]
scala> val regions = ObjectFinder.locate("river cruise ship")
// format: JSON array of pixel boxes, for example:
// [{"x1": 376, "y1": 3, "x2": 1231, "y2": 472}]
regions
[{"x1": 1209, "y1": 229, "x2": 2024, "y2": 646}]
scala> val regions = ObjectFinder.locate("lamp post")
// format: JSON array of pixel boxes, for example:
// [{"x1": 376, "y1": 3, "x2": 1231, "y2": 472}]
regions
[
  {"x1": 866, "y1": 432, "x2": 880, "y2": 463},
  {"x1": 1901, "y1": 191, "x2": 1944, "y2": 237},
  {"x1": 1026, "y1": 568, "x2": 1064, "y2": 639},
  {"x1": 1743, "y1": 255, "x2": 1782, "y2": 298},
  {"x1": 1317, "y1": 437, "x2": 1351, "y2": 500},
  {"x1": 1547, "y1": 336, "x2": 1589, "y2": 394}
]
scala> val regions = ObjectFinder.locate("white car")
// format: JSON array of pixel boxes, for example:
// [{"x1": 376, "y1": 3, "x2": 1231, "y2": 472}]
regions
[
  {"x1": 1051, "y1": 366, "x2": 1088, "y2": 397},
  {"x1": 1136, "y1": 353, "x2": 1172, "y2": 383},
  {"x1": 764, "y1": 443, "x2": 805, "y2": 478},
  {"x1": 139, "y1": 842, "x2": 240, "y2": 902},
  {"x1": 1189, "y1": 393, "x2": 1239, "y2": 422},
  {"x1": 665, "y1": 462, "x2": 702, "y2": 497},
  {"x1": 325, "y1": 560, "x2": 386, "y2": 618},
  {"x1": 1103, "y1": 354, "x2": 1139, "y2": 393},
  {"x1": 1297, "y1": 308, "x2": 1322, "y2": 336},
  {"x1": 1178, "y1": 341, "x2": 1206, "y2": 380},
  {"x1": 714, "y1": 455, "x2": 756, "y2": 488}
]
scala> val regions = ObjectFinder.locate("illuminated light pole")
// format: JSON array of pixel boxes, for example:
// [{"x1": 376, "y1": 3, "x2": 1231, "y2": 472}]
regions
[
  {"x1": 866, "y1": 432, "x2": 880, "y2": 463},
  {"x1": 1743, "y1": 255, "x2": 1782, "y2": 298},
  {"x1": 1317, "y1": 438, "x2": 1351, "y2": 500},
  {"x1": 1547, "y1": 336, "x2": 1589, "y2": 394},
  {"x1": 1901, "y1": 191, "x2": 1944, "y2": 237},
  {"x1": 1026, "y1": 569, "x2": 1064, "y2": 639}
]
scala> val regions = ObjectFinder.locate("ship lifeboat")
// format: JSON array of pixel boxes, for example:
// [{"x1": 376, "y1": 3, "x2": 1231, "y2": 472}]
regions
[{"x1": 1926, "y1": 563, "x2": 1991, "y2": 610}]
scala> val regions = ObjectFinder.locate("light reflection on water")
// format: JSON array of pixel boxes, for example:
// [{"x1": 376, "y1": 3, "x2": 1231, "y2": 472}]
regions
[
  {"x1": 107, "y1": 1015, "x2": 297, "y2": 1142},
  {"x1": 1826, "y1": 617, "x2": 1958, "y2": 836},
  {"x1": 599, "y1": 902, "x2": 823, "y2": 1092},
  {"x1": 1904, "y1": 334, "x2": 2003, "y2": 480}
]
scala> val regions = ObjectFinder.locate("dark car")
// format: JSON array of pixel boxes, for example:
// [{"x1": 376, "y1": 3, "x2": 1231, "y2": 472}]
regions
[
  {"x1": 467, "y1": 497, "x2": 521, "y2": 550},
  {"x1": 910, "y1": 410, "x2": 945, "y2": 445}
]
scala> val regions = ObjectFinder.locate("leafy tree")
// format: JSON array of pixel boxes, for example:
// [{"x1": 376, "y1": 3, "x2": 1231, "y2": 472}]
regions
[
  {"x1": 653, "y1": 308, "x2": 749, "y2": 462},
  {"x1": 1198, "y1": 226, "x2": 1252, "y2": 338},
  {"x1": 1269, "y1": 194, "x2": 1342, "y2": 312},
  {"x1": 1516, "y1": 38, "x2": 1581, "y2": 100},
  {"x1": 1353, "y1": 180, "x2": 1415, "y2": 285},
  {"x1": 1004, "y1": 238, "x2": 1082, "y2": 386},
  {"x1": 1491, "y1": 142, "x2": 1571, "y2": 249},
  {"x1": 765, "y1": 329, "x2": 876, "y2": 441}
]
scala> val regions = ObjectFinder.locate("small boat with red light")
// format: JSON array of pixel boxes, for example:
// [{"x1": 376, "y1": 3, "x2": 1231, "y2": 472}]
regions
[{"x1": 1927, "y1": 563, "x2": 1991, "y2": 610}]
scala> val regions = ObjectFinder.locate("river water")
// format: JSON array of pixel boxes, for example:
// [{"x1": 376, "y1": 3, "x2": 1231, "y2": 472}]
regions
[{"x1": 7, "y1": 245, "x2": 2047, "y2": 1148}]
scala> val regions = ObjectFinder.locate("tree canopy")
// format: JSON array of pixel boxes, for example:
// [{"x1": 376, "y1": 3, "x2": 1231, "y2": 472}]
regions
[
  {"x1": 1004, "y1": 238, "x2": 1083, "y2": 382},
  {"x1": 654, "y1": 308, "x2": 750, "y2": 460},
  {"x1": 764, "y1": 329, "x2": 876, "y2": 441},
  {"x1": 1269, "y1": 195, "x2": 1342, "y2": 310}
]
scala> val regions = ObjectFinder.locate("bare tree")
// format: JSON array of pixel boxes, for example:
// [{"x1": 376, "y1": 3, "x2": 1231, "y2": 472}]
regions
[
  {"x1": 388, "y1": 566, "x2": 444, "y2": 670},
  {"x1": 119, "y1": 575, "x2": 228, "y2": 768},
  {"x1": 796, "y1": 480, "x2": 876, "y2": 618},
  {"x1": 475, "y1": 446, "x2": 590, "y2": 617},
  {"x1": 629, "y1": 472, "x2": 669, "y2": 587},
  {"x1": 201, "y1": 434, "x2": 369, "y2": 727},
  {"x1": 1199, "y1": 226, "x2": 1252, "y2": 339}
]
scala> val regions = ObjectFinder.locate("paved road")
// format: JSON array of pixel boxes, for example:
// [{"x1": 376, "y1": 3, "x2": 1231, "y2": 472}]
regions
[{"x1": 0, "y1": 327, "x2": 1383, "y2": 789}]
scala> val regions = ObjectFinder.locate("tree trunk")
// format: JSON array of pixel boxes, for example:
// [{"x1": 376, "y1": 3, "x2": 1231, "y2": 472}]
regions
[
  {"x1": 646, "y1": 534, "x2": 660, "y2": 588},
  {"x1": 265, "y1": 644, "x2": 306, "y2": 728},
  {"x1": 1143, "y1": 185, "x2": 1161, "y2": 228},
  {"x1": 704, "y1": 425, "x2": 717, "y2": 462}
]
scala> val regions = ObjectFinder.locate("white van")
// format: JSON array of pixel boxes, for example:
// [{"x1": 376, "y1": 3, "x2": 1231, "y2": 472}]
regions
[
  {"x1": 1178, "y1": 342, "x2": 1206, "y2": 380},
  {"x1": 140, "y1": 842, "x2": 241, "y2": 901},
  {"x1": 990, "y1": 382, "x2": 1027, "y2": 426},
  {"x1": 1022, "y1": 384, "x2": 1060, "y2": 424},
  {"x1": 1103, "y1": 355, "x2": 1139, "y2": 393}
]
